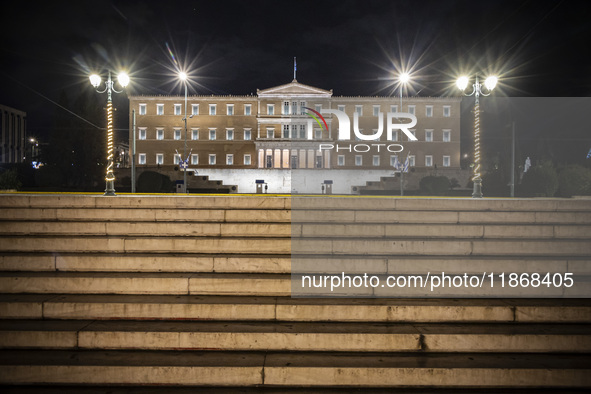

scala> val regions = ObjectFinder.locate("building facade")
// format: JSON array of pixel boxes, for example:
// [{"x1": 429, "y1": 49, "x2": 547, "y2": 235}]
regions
[
  {"x1": 128, "y1": 80, "x2": 461, "y2": 193},
  {"x1": 0, "y1": 104, "x2": 27, "y2": 165}
]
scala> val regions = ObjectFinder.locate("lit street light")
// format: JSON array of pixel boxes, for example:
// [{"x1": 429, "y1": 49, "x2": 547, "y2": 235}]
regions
[
  {"x1": 89, "y1": 70, "x2": 130, "y2": 196},
  {"x1": 457, "y1": 74, "x2": 498, "y2": 198}
]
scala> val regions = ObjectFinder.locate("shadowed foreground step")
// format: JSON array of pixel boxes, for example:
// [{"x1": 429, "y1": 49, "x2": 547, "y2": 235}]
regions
[{"x1": 0, "y1": 350, "x2": 590, "y2": 387}]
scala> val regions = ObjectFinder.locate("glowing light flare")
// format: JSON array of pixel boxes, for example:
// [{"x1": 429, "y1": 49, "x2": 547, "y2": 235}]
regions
[
  {"x1": 179, "y1": 72, "x2": 187, "y2": 81},
  {"x1": 117, "y1": 72, "x2": 130, "y2": 87},
  {"x1": 456, "y1": 76, "x2": 469, "y2": 91},
  {"x1": 484, "y1": 76, "x2": 498, "y2": 91},
  {"x1": 399, "y1": 72, "x2": 411, "y2": 84},
  {"x1": 166, "y1": 42, "x2": 180, "y2": 70},
  {"x1": 89, "y1": 74, "x2": 101, "y2": 88}
]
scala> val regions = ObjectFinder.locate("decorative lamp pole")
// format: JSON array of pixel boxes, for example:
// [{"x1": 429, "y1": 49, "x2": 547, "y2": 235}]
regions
[
  {"x1": 89, "y1": 71, "x2": 130, "y2": 196},
  {"x1": 456, "y1": 74, "x2": 497, "y2": 198},
  {"x1": 398, "y1": 72, "x2": 410, "y2": 196},
  {"x1": 179, "y1": 72, "x2": 189, "y2": 193}
]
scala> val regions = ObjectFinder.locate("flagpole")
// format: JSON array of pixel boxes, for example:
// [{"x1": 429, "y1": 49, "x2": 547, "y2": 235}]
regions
[{"x1": 294, "y1": 57, "x2": 297, "y2": 81}]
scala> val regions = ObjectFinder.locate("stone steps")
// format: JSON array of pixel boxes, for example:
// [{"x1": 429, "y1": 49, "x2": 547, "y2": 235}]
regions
[
  {"x1": 2, "y1": 221, "x2": 590, "y2": 239},
  {"x1": 1, "y1": 271, "x2": 588, "y2": 297},
  {"x1": 2, "y1": 253, "x2": 587, "y2": 274},
  {"x1": 2, "y1": 295, "x2": 590, "y2": 323},
  {"x1": 0, "y1": 320, "x2": 590, "y2": 353},
  {"x1": 0, "y1": 350, "x2": 589, "y2": 387},
  {"x1": 0, "y1": 272, "x2": 292, "y2": 296},
  {"x1": 0, "y1": 194, "x2": 589, "y2": 389},
  {"x1": 1, "y1": 235, "x2": 590, "y2": 257}
]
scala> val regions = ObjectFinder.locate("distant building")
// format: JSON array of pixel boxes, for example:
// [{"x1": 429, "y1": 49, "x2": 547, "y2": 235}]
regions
[
  {"x1": 128, "y1": 80, "x2": 461, "y2": 193},
  {"x1": 0, "y1": 104, "x2": 27, "y2": 164}
]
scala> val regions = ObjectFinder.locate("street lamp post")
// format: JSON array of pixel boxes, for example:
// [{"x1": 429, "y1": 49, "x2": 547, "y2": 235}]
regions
[
  {"x1": 179, "y1": 72, "x2": 189, "y2": 193},
  {"x1": 89, "y1": 70, "x2": 130, "y2": 196},
  {"x1": 398, "y1": 72, "x2": 410, "y2": 196},
  {"x1": 456, "y1": 74, "x2": 498, "y2": 198}
]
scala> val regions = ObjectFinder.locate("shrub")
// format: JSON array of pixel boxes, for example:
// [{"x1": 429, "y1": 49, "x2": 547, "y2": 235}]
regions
[
  {"x1": 557, "y1": 165, "x2": 591, "y2": 197},
  {"x1": 0, "y1": 168, "x2": 21, "y2": 190},
  {"x1": 419, "y1": 175, "x2": 450, "y2": 196},
  {"x1": 137, "y1": 171, "x2": 173, "y2": 193},
  {"x1": 520, "y1": 161, "x2": 558, "y2": 197}
]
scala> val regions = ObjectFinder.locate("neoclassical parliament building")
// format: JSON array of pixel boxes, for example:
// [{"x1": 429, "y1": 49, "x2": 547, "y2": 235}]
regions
[{"x1": 128, "y1": 79, "x2": 461, "y2": 194}]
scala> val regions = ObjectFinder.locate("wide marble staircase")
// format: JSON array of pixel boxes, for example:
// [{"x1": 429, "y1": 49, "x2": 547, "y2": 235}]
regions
[{"x1": 0, "y1": 194, "x2": 590, "y2": 392}]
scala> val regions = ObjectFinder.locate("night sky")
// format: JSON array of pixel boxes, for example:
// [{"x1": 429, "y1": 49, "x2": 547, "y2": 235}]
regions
[{"x1": 1, "y1": 0, "x2": 590, "y2": 140}]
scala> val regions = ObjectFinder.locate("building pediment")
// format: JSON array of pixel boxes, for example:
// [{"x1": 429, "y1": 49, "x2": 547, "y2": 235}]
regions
[{"x1": 257, "y1": 80, "x2": 332, "y2": 98}]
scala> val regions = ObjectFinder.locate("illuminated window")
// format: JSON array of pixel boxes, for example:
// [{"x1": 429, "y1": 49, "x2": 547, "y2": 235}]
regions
[
  {"x1": 244, "y1": 129, "x2": 251, "y2": 141},
  {"x1": 156, "y1": 129, "x2": 164, "y2": 140},
  {"x1": 209, "y1": 154, "x2": 216, "y2": 165},
  {"x1": 267, "y1": 104, "x2": 274, "y2": 115},
  {"x1": 156, "y1": 154, "x2": 163, "y2": 165},
  {"x1": 425, "y1": 130, "x2": 433, "y2": 142},
  {"x1": 227, "y1": 104, "x2": 234, "y2": 116},
  {"x1": 244, "y1": 104, "x2": 251, "y2": 116},
  {"x1": 191, "y1": 129, "x2": 199, "y2": 140},
  {"x1": 174, "y1": 104, "x2": 182, "y2": 116},
  {"x1": 209, "y1": 129, "x2": 216, "y2": 140},
  {"x1": 174, "y1": 129, "x2": 181, "y2": 140},
  {"x1": 139, "y1": 104, "x2": 146, "y2": 115},
  {"x1": 355, "y1": 155, "x2": 362, "y2": 166},
  {"x1": 156, "y1": 104, "x2": 164, "y2": 115},
  {"x1": 244, "y1": 154, "x2": 251, "y2": 165},
  {"x1": 226, "y1": 154, "x2": 233, "y2": 165},
  {"x1": 443, "y1": 106, "x2": 451, "y2": 117},
  {"x1": 191, "y1": 154, "x2": 199, "y2": 165},
  {"x1": 425, "y1": 155, "x2": 433, "y2": 167},
  {"x1": 408, "y1": 105, "x2": 415, "y2": 115},
  {"x1": 191, "y1": 104, "x2": 199, "y2": 116},
  {"x1": 337, "y1": 155, "x2": 345, "y2": 166},
  {"x1": 226, "y1": 129, "x2": 234, "y2": 141},
  {"x1": 426, "y1": 105, "x2": 433, "y2": 117},
  {"x1": 138, "y1": 153, "x2": 146, "y2": 165},
  {"x1": 443, "y1": 155, "x2": 451, "y2": 167},
  {"x1": 373, "y1": 105, "x2": 380, "y2": 116},
  {"x1": 138, "y1": 128, "x2": 146, "y2": 140},
  {"x1": 373, "y1": 155, "x2": 380, "y2": 166},
  {"x1": 173, "y1": 154, "x2": 181, "y2": 165},
  {"x1": 209, "y1": 104, "x2": 216, "y2": 115}
]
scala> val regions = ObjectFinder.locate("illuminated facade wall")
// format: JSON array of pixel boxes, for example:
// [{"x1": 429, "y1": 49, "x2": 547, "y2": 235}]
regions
[{"x1": 129, "y1": 80, "x2": 460, "y2": 174}]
